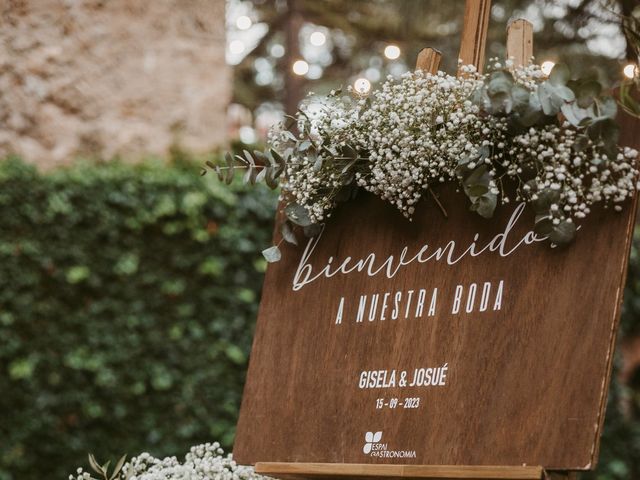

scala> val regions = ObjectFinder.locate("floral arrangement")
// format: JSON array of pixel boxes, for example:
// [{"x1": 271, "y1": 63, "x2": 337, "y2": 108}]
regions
[
  {"x1": 204, "y1": 60, "x2": 640, "y2": 262},
  {"x1": 70, "y1": 443, "x2": 271, "y2": 480}
]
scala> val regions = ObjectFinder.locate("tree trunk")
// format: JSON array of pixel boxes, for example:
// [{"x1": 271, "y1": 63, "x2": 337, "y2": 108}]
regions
[{"x1": 284, "y1": 0, "x2": 304, "y2": 116}]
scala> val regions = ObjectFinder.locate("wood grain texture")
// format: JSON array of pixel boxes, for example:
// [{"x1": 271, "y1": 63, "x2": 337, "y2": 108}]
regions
[
  {"x1": 255, "y1": 463, "x2": 544, "y2": 479},
  {"x1": 506, "y1": 19, "x2": 533, "y2": 67},
  {"x1": 234, "y1": 97, "x2": 640, "y2": 474},
  {"x1": 416, "y1": 48, "x2": 442, "y2": 74},
  {"x1": 458, "y1": 0, "x2": 492, "y2": 74}
]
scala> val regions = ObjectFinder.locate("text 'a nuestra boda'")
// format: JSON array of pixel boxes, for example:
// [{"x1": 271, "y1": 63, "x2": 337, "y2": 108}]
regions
[{"x1": 334, "y1": 280, "x2": 504, "y2": 325}]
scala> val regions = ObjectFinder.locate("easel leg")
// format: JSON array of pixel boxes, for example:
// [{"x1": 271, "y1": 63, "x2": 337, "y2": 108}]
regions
[{"x1": 546, "y1": 471, "x2": 579, "y2": 480}]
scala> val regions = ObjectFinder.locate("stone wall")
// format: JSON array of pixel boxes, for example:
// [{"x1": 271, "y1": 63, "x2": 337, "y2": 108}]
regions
[{"x1": 0, "y1": 0, "x2": 230, "y2": 167}]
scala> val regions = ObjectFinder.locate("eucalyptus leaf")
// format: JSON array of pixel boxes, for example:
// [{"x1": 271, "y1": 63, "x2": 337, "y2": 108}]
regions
[
  {"x1": 463, "y1": 165, "x2": 491, "y2": 195},
  {"x1": 253, "y1": 150, "x2": 268, "y2": 163},
  {"x1": 534, "y1": 215, "x2": 554, "y2": 237},
  {"x1": 303, "y1": 223, "x2": 324, "y2": 237},
  {"x1": 242, "y1": 150, "x2": 255, "y2": 167},
  {"x1": 511, "y1": 85, "x2": 530, "y2": 110},
  {"x1": 571, "y1": 79, "x2": 602, "y2": 108},
  {"x1": 299, "y1": 140, "x2": 312, "y2": 152},
  {"x1": 265, "y1": 167, "x2": 279, "y2": 189},
  {"x1": 242, "y1": 166, "x2": 256, "y2": 185},
  {"x1": 88, "y1": 454, "x2": 102, "y2": 474},
  {"x1": 561, "y1": 102, "x2": 591, "y2": 127},
  {"x1": 255, "y1": 167, "x2": 267, "y2": 183},
  {"x1": 262, "y1": 245, "x2": 282, "y2": 263},
  {"x1": 224, "y1": 152, "x2": 235, "y2": 185},
  {"x1": 532, "y1": 189, "x2": 560, "y2": 213},
  {"x1": 596, "y1": 96, "x2": 617, "y2": 120},
  {"x1": 470, "y1": 193, "x2": 497, "y2": 218},
  {"x1": 549, "y1": 63, "x2": 570, "y2": 85},
  {"x1": 285, "y1": 203, "x2": 313, "y2": 227},
  {"x1": 110, "y1": 455, "x2": 127, "y2": 480},
  {"x1": 549, "y1": 219, "x2": 577, "y2": 245},
  {"x1": 281, "y1": 221, "x2": 298, "y2": 246}
]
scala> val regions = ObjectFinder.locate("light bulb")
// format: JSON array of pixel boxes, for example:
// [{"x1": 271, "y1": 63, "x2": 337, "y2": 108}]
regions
[
  {"x1": 236, "y1": 15, "x2": 252, "y2": 30},
  {"x1": 384, "y1": 45, "x2": 401, "y2": 60},
  {"x1": 292, "y1": 60, "x2": 310, "y2": 76},
  {"x1": 624, "y1": 63, "x2": 637, "y2": 79},
  {"x1": 310, "y1": 31, "x2": 326, "y2": 47}
]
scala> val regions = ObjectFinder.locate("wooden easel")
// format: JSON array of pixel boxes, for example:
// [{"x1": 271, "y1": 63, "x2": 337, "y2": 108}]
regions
[{"x1": 254, "y1": 1, "x2": 579, "y2": 479}]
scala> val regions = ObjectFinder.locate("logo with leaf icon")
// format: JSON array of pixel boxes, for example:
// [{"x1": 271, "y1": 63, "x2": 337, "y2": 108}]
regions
[{"x1": 363, "y1": 431, "x2": 383, "y2": 454}]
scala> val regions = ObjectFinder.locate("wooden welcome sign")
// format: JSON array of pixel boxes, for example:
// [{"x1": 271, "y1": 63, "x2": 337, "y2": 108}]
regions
[{"x1": 234, "y1": 2, "x2": 639, "y2": 479}]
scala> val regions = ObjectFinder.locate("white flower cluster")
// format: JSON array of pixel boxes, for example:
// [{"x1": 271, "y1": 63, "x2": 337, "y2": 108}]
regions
[
  {"x1": 509, "y1": 124, "x2": 638, "y2": 222},
  {"x1": 268, "y1": 65, "x2": 639, "y2": 234},
  {"x1": 70, "y1": 443, "x2": 272, "y2": 480},
  {"x1": 273, "y1": 92, "x2": 363, "y2": 223},
  {"x1": 350, "y1": 68, "x2": 507, "y2": 217}
]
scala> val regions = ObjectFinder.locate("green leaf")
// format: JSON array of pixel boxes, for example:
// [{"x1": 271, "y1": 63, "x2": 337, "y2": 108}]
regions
[
  {"x1": 538, "y1": 81, "x2": 575, "y2": 116},
  {"x1": 470, "y1": 193, "x2": 497, "y2": 218},
  {"x1": 262, "y1": 245, "x2": 281, "y2": 263},
  {"x1": 574, "y1": 134, "x2": 590, "y2": 152},
  {"x1": 549, "y1": 63, "x2": 570, "y2": 85},
  {"x1": 88, "y1": 454, "x2": 102, "y2": 475},
  {"x1": 110, "y1": 455, "x2": 127, "y2": 480},
  {"x1": 511, "y1": 85, "x2": 530, "y2": 110},
  {"x1": 532, "y1": 189, "x2": 560, "y2": 213},
  {"x1": 534, "y1": 215, "x2": 554, "y2": 237},
  {"x1": 572, "y1": 79, "x2": 602, "y2": 108},
  {"x1": 462, "y1": 165, "x2": 491, "y2": 198},
  {"x1": 284, "y1": 203, "x2": 313, "y2": 227},
  {"x1": 561, "y1": 102, "x2": 591, "y2": 127},
  {"x1": 281, "y1": 221, "x2": 298, "y2": 245},
  {"x1": 596, "y1": 96, "x2": 618, "y2": 120},
  {"x1": 224, "y1": 152, "x2": 235, "y2": 185},
  {"x1": 265, "y1": 167, "x2": 279, "y2": 189},
  {"x1": 487, "y1": 71, "x2": 514, "y2": 96},
  {"x1": 303, "y1": 223, "x2": 324, "y2": 237},
  {"x1": 299, "y1": 140, "x2": 312, "y2": 152},
  {"x1": 549, "y1": 219, "x2": 577, "y2": 246}
]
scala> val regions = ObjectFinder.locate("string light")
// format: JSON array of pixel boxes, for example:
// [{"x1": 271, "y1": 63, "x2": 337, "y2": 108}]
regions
[
  {"x1": 624, "y1": 63, "x2": 637, "y2": 79},
  {"x1": 354, "y1": 77, "x2": 372, "y2": 94},
  {"x1": 310, "y1": 31, "x2": 326, "y2": 46},
  {"x1": 540, "y1": 60, "x2": 555, "y2": 76},
  {"x1": 384, "y1": 45, "x2": 401, "y2": 60},
  {"x1": 236, "y1": 15, "x2": 252, "y2": 30},
  {"x1": 270, "y1": 44, "x2": 285, "y2": 58},
  {"x1": 229, "y1": 40, "x2": 245, "y2": 55},
  {"x1": 292, "y1": 59, "x2": 310, "y2": 76}
]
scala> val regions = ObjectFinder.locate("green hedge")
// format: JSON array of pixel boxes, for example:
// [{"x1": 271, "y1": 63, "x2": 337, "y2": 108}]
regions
[
  {"x1": 0, "y1": 157, "x2": 275, "y2": 480},
  {"x1": 1, "y1": 156, "x2": 640, "y2": 479}
]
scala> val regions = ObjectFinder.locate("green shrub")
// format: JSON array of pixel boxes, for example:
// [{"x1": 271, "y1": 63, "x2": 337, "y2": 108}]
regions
[{"x1": 0, "y1": 157, "x2": 276, "y2": 480}]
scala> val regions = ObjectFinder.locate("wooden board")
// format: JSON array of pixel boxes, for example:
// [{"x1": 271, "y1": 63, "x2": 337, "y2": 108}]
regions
[
  {"x1": 254, "y1": 462, "x2": 545, "y2": 479},
  {"x1": 234, "y1": 114, "x2": 640, "y2": 470}
]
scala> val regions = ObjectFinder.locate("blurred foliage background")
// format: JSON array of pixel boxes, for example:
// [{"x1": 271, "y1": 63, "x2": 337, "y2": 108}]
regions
[
  {"x1": 4, "y1": 0, "x2": 640, "y2": 479},
  {"x1": 0, "y1": 156, "x2": 276, "y2": 480},
  {"x1": 231, "y1": 0, "x2": 636, "y2": 120}
]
